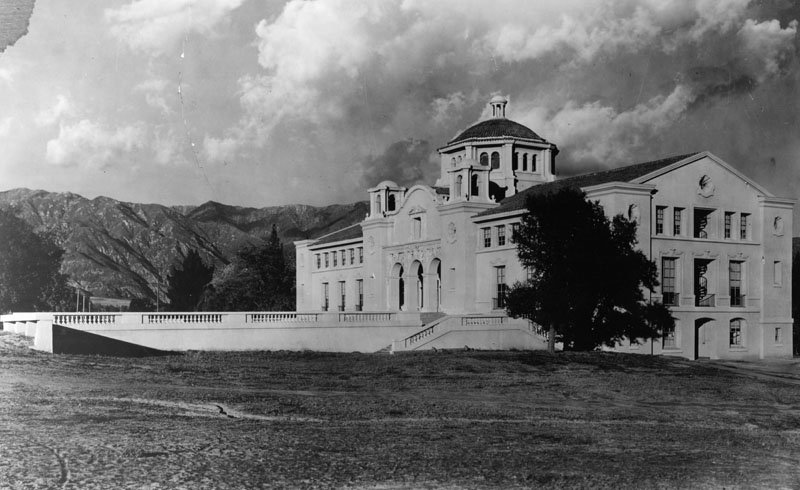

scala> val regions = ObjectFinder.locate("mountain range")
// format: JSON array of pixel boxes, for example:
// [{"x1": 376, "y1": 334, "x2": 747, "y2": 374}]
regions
[{"x1": 0, "y1": 188, "x2": 367, "y2": 300}]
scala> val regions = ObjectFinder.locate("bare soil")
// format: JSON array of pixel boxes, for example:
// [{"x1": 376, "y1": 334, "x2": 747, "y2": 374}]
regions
[{"x1": 1, "y1": 331, "x2": 800, "y2": 489}]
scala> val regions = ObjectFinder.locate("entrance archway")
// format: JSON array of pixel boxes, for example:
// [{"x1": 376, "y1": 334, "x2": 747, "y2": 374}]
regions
[
  {"x1": 389, "y1": 263, "x2": 404, "y2": 311},
  {"x1": 427, "y1": 258, "x2": 442, "y2": 312},
  {"x1": 694, "y1": 318, "x2": 715, "y2": 359}
]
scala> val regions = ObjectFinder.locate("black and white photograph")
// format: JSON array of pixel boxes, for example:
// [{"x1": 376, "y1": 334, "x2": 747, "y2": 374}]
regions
[{"x1": 1, "y1": 0, "x2": 800, "y2": 487}]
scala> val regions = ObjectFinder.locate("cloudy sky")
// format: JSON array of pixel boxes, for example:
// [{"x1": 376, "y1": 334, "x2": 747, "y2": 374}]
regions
[{"x1": 0, "y1": 1, "x2": 798, "y2": 217}]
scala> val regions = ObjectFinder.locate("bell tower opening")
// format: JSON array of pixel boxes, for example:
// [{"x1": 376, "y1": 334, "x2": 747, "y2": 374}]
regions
[{"x1": 490, "y1": 95, "x2": 507, "y2": 118}]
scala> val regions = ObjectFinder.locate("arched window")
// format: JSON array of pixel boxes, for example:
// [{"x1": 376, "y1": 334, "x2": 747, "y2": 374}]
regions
[
  {"x1": 522, "y1": 154, "x2": 528, "y2": 171},
  {"x1": 491, "y1": 152, "x2": 500, "y2": 169},
  {"x1": 479, "y1": 152, "x2": 488, "y2": 166},
  {"x1": 458, "y1": 155, "x2": 462, "y2": 162},
  {"x1": 387, "y1": 194, "x2": 396, "y2": 212},
  {"x1": 471, "y1": 174, "x2": 480, "y2": 197},
  {"x1": 531, "y1": 154, "x2": 537, "y2": 172},
  {"x1": 512, "y1": 152, "x2": 518, "y2": 171},
  {"x1": 455, "y1": 175, "x2": 462, "y2": 197},
  {"x1": 451, "y1": 157, "x2": 456, "y2": 167},
  {"x1": 375, "y1": 195, "x2": 382, "y2": 215}
]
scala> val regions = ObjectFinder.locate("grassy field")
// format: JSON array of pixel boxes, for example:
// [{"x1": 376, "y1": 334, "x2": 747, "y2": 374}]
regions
[{"x1": 1, "y1": 331, "x2": 800, "y2": 489}]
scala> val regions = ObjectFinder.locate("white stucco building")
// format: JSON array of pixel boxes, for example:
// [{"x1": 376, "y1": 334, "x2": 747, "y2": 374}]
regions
[{"x1": 295, "y1": 96, "x2": 794, "y2": 359}]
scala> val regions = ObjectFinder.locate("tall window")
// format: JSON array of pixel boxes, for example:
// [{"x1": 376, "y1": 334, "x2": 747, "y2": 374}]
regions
[
  {"x1": 512, "y1": 152, "x2": 518, "y2": 171},
  {"x1": 471, "y1": 174, "x2": 480, "y2": 197},
  {"x1": 349, "y1": 248, "x2": 354, "y2": 265},
  {"x1": 340, "y1": 250, "x2": 346, "y2": 265},
  {"x1": 511, "y1": 223, "x2": 520, "y2": 243},
  {"x1": 497, "y1": 225, "x2": 506, "y2": 246},
  {"x1": 740, "y1": 213, "x2": 749, "y2": 240},
  {"x1": 479, "y1": 152, "x2": 488, "y2": 166},
  {"x1": 490, "y1": 152, "x2": 500, "y2": 169},
  {"x1": 673, "y1": 208, "x2": 683, "y2": 236},
  {"x1": 729, "y1": 319, "x2": 743, "y2": 346},
  {"x1": 322, "y1": 283, "x2": 329, "y2": 311},
  {"x1": 482, "y1": 227, "x2": 491, "y2": 248},
  {"x1": 358, "y1": 247, "x2": 363, "y2": 264},
  {"x1": 413, "y1": 217, "x2": 422, "y2": 240},
  {"x1": 455, "y1": 175, "x2": 462, "y2": 197},
  {"x1": 655, "y1": 206, "x2": 666, "y2": 235},
  {"x1": 663, "y1": 325, "x2": 676, "y2": 349},
  {"x1": 356, "y1": 279, "x2": 364, "y2": 311},
  {"x1": 661, "y1": 258, "x2": 678, "y2": 306},
  {"x1": 495, "y1": 266, "x2": 507, "y2": 309},
  {"x1": 333, "y1": 251, "x2": 337, "y2": 267},
  {"x1": 531, "y1": 154, "x2": 537, "y2": 172},
  {"x1": 316, "y1": 254, "x2": 321, "y2": 269},
  {"x1": 724, "y1": 212, "x2": 733, "y2": 239},
  {"x1": 522, "y1": 154, "x2": 528, "y2": 171},
  {"x1": 387, "y1": 194, "x2": 396, "y2": 212},
  {"x1": 324, "y1": 253, "x2": 329, "y2": 268},
  {"x1": 526, "y1": 267, "x2": 535, "y2": 282},
  {"x1": 775, "y1": 327, "x2": 782, "y2": 344},
  {"x1": 729, "y1": 261, "x2": 743, "y2": 307},
  {"x1": 694, "y1": 209, "x2": 713, "y2": 239},
  {"x1": 338, "y1": 281, "x2": 346, "y2": 311},
  {"x1": 774, "y1": 261, "x2": 783, "y2": 286}
]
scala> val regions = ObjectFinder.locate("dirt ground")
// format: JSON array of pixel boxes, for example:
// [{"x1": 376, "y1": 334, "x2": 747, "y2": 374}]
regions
[{"x1": 1, "y1": 331, "x2": 800, "y2": 489}]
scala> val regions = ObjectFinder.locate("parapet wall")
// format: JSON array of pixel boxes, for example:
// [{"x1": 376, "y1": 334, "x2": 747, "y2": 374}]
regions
[{"x1": 1, "y1": 311, "x2": 425, "y2": 354}]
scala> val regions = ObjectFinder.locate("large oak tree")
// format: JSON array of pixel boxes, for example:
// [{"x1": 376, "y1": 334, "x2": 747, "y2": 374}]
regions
[{"x1": 505, "y1": 188, "x2": 673, "y2": 352}]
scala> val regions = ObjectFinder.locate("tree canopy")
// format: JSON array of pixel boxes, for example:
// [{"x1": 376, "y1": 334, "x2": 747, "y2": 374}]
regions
[
  {"x1": 0, "y1": 209, "x2": 72, "y2": 313},
  {"x1": 200, "y1": 224, "x2": 294, "y2": 311},
  {"x1": 505, "y1": 188, "x2": 674, "y2": 352},
  {"x1": 165, "y1": 249, "x2": 215, "y2": 311}
]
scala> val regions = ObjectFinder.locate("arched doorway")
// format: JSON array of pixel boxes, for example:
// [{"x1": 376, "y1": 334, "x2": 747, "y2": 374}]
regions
[
  {"x1": 410, "y1": 260, "x2": 423, "y2": 311},
  {"x1": 694, "y1": 318, "x2": 715, "y2": 359},
  {"x1": 389, "y1": 263, "x2": 405, "y2": 311},
  {"x1": 428, "y1": 258, "x2": 442, "y2": 312}
]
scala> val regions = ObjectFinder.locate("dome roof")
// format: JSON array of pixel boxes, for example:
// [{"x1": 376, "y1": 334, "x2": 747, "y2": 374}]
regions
[{"x1": 447, "y1": 118, "x2": 542, "y2": 145}]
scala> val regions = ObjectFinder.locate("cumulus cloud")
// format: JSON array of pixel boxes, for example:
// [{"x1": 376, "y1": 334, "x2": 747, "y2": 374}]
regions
[
  {"x1": 203, "y1": 134, "x2": 238, "y2": 163},
  {"x1": 46, "y1": 120, "x2": 146, "y2": 169},
  {"x1": 35, "y1": 95, "x2": 72, "y2": 126},
  {"x1": 519, "y1": 85, "x2": 697, "y2": 165},
  {"x1": 135, "y1": 78, "x2": 173, "y2": 115},
  {"x1": 106, "y1": 0, "x2": 245, "y2": 56},
  {"x1": 738, "y1": 19, "x2": 798, "y2": 81},
  {"x1": 360, "y1": 139, "x2": 436, "y2": 188}
]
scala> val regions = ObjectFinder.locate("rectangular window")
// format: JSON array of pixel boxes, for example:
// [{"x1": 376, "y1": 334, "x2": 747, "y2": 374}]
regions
[
  {"x1": 341, "y1": 250, "x2": 346, "y2": 265},
  {"x1": 526, "y1": 267, "x2": 535, "y2": 282},
  {"x1": 494, "y1": 266, "x2": 507, "y2": 309},
  {"x1": 316, "y1": 254, "x2": 321, "y2": 269},
  {"x1": 729, "y1": 261, "x2": 743, "y2": 307},
  {"x1": 655, "y1": 206, "x2": 666, "y2": 235},
  {"x1": 724, "y1": 212, "x2": 733, "y2": 239},
  {"x1": 663, "y1": 326, "x2": 676, "y2": 349},
  {"x1": 356, "y1": 279, "x2": 364, "y2": 311},
  {"x1": 661, "y1": 258, "x2": 678, "y2": 306},
  {"x1": 338, "y1": 281, "x2": 346, "y2": 311},
  {"x1": 730, "y1": 319, "x2": 742, "y2": 346},
  {"x1": 333, "y1": 251, "x2": 337, "y2": 267},
  {"x1": 324, "y1": 253, "x2": 329, "y2": 268},
  {"x1": 358, "y1": 247, "x2": 363, "y2": 264},
  {"x1": 774, "y1": 260, "x2": 783, "y2": 286},
  {"x1": 673, "y1": 208, "x2": 683, "y2": 236},
  {"x1": 497, "y1": 225, "x2": 506, "y2": 246},
  {"x1": 511, "y1": 223, "x2": 520, "y2": 243},
  {"x1": 349, "y1": 248, "x2": 355, "y2": 265},
  {"x1": 740, "y1": 213, "x2": 749, "y2": 240},
  {"x1": 322, "y1": 282, "x2": 329, "y2": 311},
  {"x1": 412, "y1": 217, "x2": 422, "y2": 240},
  {"x1": 482, "y1": 227, "x2": 491, "y2": 248},
  {"x1": 775, "y1": 327, "x2": 782, "y2": 344},
  {"x1": 694, "y1": 209, "x2": 713, "y2": 239}
]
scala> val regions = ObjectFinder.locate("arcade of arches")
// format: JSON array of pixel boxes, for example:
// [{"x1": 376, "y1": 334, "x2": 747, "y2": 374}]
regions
[{"x1": 390, "y1": 258, "x2": 442, "y2": 312}]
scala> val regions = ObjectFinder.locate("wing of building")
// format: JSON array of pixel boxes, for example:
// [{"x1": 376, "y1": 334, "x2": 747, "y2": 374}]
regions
[{"x1": 295, "y1": 96, "x2": 794, "y2": 360}]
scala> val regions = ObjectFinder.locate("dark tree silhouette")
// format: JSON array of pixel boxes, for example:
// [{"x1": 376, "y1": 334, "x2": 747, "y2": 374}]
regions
[
  {"x1": 165, "y1": 249, "x2": 214, "y2": 311},
  {"x1": 505, "y1": 188, "x2": 674, "y2": 353},
  {"x1": 0, "y1": 209, "x2": 72, "y2": 313},
  {"x1": 200, "y1": 224, "x2": 295, "y2": 311}
]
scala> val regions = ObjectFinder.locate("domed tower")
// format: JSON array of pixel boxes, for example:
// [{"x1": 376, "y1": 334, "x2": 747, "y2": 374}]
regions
[{"x1": 436, "y1": 95, "x2": 559, "y2": 202}]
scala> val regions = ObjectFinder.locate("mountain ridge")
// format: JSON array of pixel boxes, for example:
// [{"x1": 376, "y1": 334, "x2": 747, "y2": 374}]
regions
[{"x1": 0, "y1": 188, "x2": 368, "y2": 300}]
